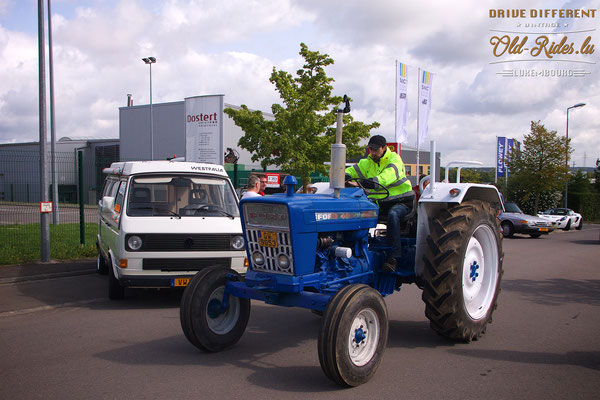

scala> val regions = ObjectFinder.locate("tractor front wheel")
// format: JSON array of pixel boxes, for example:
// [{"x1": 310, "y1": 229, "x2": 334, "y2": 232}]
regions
[
  {"x1": 318, "y1": 284, "x2": 388, "y2": 387},
  {"x1": 180, "y1": 266, "x2": 250, "y2": 352},
  {"x1": 421, "y1": 200, "x2": 503, "y2": 341}
]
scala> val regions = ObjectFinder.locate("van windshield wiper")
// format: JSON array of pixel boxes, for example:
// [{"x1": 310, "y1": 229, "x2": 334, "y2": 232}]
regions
[{"x1": 155, "y1": 208, "x2": 181, "y2": 219}]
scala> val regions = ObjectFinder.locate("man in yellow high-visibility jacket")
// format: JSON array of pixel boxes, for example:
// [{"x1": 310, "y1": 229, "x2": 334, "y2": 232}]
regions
[{"x1": 345, "y1": 135, "x2": 414, "y2": 272}]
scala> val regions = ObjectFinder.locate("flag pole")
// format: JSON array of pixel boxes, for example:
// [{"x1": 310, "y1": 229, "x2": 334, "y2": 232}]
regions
[
  {"x1": 394, "y1": 60, "x2": 397, "y2": 144},
  {"x1": 495, "y1": 136, "x2": 498, "y2": 185},
  {"x1": 416, "y1": 68, "x2": 421, "y2": 181}
]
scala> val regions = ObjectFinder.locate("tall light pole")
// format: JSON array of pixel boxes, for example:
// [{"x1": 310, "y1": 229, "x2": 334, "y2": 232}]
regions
[
  {"x1": 564, "y1": 102, "x2": 585, "y2": 208},
  {"x1": 142, "y1": 57, "x2": 156, "y2": 160}
]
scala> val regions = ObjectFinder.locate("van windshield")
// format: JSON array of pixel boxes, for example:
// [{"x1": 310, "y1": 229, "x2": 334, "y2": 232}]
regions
[{"x1": 126, "y1": 175, "x2": 239, "y2": 217}]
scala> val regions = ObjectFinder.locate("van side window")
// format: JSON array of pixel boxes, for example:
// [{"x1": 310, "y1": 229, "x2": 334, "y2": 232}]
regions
[
  {"x1": 113, "y1": 181, "x2": 127, "y2": 218},
  {"x1": 102, "y1": 179, "x2": 115, "y2": 197},
  {"x1": 109, "y1": 179, "x2": 120, "y2": 198}
]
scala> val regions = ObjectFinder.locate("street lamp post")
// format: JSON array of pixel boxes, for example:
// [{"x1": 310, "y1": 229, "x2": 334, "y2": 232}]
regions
[
  {"x1": 564, "y1": 102, "x2": 586, "y2": 208},
  {"x1": 142, "y1": 57, "x2": 156, "y2": 160}
]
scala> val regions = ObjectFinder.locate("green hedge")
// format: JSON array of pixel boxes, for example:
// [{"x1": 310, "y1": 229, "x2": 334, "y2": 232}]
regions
[{"x1": 567, "y1": 192, "x2": 600, "y2": 223}]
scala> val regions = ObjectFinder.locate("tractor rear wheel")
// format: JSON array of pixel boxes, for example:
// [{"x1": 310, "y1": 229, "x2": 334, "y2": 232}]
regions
[
  {"x1": 180, "y1": 266, "x2": 250, "y2": 352},
  {"x1": 421, "y1": 200, "x2": 503, "y2": 341},
  {"x1": 318, "y1": 284, "x2": 388, "y2": 387}
]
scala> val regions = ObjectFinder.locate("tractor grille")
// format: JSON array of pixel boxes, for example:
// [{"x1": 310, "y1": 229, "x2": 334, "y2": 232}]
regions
[
  {"x1": 143, "y1": 258, "x2": 230, "y2": 271},
  {"x1": 245, "y1": 228, "x2": 294, "y2": 275}
]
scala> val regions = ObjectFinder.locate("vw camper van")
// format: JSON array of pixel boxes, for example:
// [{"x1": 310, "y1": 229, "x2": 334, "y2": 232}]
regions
[{"x1": 97, "y1": 160, "x2": 246, "y2": 299}]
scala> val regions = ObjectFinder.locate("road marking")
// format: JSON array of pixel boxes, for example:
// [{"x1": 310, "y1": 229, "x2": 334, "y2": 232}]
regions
[{"x1": 0, "y1": 298, "x2": 105, "y2": 318}]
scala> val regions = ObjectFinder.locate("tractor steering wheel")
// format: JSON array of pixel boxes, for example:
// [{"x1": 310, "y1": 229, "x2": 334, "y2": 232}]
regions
[{"x1": 347, "y1": 178, "x2": 390, "y2": 200}]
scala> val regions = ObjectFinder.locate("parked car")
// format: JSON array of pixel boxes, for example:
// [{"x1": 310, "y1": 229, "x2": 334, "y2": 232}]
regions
[
  {"x1": 97, "y1": 161, "x2": 246, "y2": 300},
  {"x1": 498, "y1": 202, "x2": 554, "y2": 238},
  {"x1": 537, "y1": 208, "x2": 583, "y2": 231}
]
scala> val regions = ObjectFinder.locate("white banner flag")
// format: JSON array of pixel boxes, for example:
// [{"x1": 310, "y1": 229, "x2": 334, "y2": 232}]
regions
[
  {"x1": 418, "y1": 70, "x2": 433, "y2": 144},
  {"x1": 185, "y1": 95, "x2": 224, "y2": 164},
  {"x1": 395, "y1": 62, "x2": 408, "y2": 143}
]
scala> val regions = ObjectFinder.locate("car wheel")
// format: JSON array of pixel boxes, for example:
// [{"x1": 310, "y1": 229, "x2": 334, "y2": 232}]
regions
[
  {"x1": 108, "y1": 258, "x2": 125, "y2": 300},
  {"x1": 96, "y1": 249, "x2": 108, "y2": 275},
  {"x1": 564, "y1": 219, "x2": 571, "y2": 231},
  {"x1": 501, "y1": 221, "x2": 513, "y2": 238},
  {"x1": 576, "y1": 218, "x2": 583, "y2": 230}
]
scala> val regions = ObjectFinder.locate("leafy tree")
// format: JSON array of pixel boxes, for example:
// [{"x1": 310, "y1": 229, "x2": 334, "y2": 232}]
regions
[
  {"x1": 568, "y1": 170, "x2": 591, "y2": 194},
  {"x1": 224, "y1": 43, "x2": 379, "y2": 192},
  {"x1": 504, "y1": 121, "x2": 571, "y2": 214}
]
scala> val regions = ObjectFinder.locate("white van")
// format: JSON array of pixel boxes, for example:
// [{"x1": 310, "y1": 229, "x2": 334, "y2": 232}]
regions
[{"x1": 97, "y1": 160, "x2": 246, "y2": 299}]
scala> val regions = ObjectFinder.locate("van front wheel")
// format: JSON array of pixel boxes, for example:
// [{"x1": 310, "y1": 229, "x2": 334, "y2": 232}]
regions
[{"x1": 108, "y1": 258, "x2": 125, "y2": 300}]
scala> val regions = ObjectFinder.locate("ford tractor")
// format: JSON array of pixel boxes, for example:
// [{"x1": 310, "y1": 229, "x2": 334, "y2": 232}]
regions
[{"x1": 179, "y1": 101, "x2": 504, "y2": 387}]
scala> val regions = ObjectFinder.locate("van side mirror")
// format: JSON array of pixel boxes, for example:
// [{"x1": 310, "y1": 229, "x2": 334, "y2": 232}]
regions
[{"x1": 102, "y1": 196, "x2": 115, "y2": 213}]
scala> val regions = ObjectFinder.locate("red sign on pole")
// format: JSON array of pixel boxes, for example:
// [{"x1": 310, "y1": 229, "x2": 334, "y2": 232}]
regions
[
  {"x1": 265, "y1": 173, "x2": 280, "y2": 188},
  {"x1": 386, "y1": 142, "x2": 402, "y2": 155},
  {"x1": 40, "y1": 202, "x2": 53, "y2": 213}
]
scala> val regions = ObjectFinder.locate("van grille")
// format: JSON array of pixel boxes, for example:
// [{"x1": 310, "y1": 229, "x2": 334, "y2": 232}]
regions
[
  {"x1": 129, "y1": 234, "x2": 234, "y2": 251},
  {"x1": 245, "y1": 228, "x2": 294, "y2": 275},
  {"x1": 143, "y1": 258, "x2": 231, "y2": 271}
]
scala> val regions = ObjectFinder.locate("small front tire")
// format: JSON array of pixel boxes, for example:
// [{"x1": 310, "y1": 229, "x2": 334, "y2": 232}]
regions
[
  {"x1": 318, "y1": 284, "x2": 388, "y2": 387},
  {"x1": 180, "y1": 266, "x2": 250, "y2": 352}
]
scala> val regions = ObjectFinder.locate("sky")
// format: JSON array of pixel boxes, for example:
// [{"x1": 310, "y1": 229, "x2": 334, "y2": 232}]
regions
[{"x1": 0, "y1": 0, "x2": 598, "y2": 168}]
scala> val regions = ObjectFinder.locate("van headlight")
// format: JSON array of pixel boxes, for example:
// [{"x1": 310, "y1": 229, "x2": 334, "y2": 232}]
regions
[
  {"x1": 127, "y1": 235, "x2": 143, "y2": 251},
  {"x1": 231, "y1": 235, "x2": 245, "y2": 250}
]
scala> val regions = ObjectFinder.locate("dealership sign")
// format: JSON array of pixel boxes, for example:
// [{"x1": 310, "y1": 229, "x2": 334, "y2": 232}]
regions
[{"x1": 185, "y1": 95, "x2": 224, "y2": 164}]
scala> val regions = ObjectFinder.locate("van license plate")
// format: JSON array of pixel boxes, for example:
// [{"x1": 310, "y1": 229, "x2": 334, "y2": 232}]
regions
[
  {"x1": 259, "y1": 231, "x2": 278, "y2": 248},
  {"x1": 171, "y1": 278, "x2": 191, "y2": 287}
]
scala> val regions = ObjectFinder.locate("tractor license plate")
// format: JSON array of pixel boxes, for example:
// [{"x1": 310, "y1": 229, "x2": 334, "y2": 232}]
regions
[
  {"x1": 171, "y1": 277, "x2": 191, "y2": 287},
  {"x1": 259, "y1": 231, "x2": 278, "y2": 248},
  {"x1": 539, "y1": 228, "x2": 549, "y2": 232}
]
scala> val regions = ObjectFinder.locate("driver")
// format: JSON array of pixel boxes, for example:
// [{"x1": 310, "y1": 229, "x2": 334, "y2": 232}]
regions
[{"x1": 345, "y1": 135, "x2": 414, "y2": 272}]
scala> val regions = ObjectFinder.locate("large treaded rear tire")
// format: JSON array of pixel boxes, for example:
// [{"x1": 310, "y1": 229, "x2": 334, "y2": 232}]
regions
[
  {"x1": 180, "y1": 266, "x2": 250, "y2": 352},
  {"x1": 421, "y1": 200, "x2": 503, "y2": 342},
  {"x1": 318, "y1": 284, "x2": 388, "y2": 387}
]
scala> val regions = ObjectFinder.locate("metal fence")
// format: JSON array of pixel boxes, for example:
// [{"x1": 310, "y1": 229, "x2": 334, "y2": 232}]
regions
[{"x1": 0, "y1": 149, "x2": 117, "y2": 265}]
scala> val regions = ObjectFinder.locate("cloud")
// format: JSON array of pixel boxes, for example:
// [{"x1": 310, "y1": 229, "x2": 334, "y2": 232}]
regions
[{"x1": 0, "y1": 0, "x2": 598, "y2": 168}]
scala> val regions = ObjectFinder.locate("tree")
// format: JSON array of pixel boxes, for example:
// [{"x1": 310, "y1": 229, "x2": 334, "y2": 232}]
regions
[
  {"x1": 504, "y1": 121, "x2": 571, "y2": 214},
  {"x1": 568, "y1": 170, "x2": 591, "y2": 194},
  {"x1": 224, "y1": 43, "x2": 379, "y2": 192}
]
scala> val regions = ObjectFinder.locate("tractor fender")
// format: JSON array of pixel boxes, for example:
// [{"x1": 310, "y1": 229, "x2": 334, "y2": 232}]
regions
[{"x1": 414, "y1": 183, "x2": 503, "y2": 276}]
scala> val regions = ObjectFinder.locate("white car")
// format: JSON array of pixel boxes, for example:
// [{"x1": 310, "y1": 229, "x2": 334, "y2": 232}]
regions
[
  {"x1": 98, "y1": 161, "x2": 246, "y2": 300},
  {"x1": 537, "y1": 208, "x2": 583, "y2": 231}
]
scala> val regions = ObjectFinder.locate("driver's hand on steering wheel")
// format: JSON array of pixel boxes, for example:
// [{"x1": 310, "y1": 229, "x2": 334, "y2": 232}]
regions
[{"x1": 360, "y1": 179, "x2": 376, "y2": 189}]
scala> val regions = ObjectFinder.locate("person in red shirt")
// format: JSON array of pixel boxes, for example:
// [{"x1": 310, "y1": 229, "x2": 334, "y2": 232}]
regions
[{"x1": 259, "y1": 177, "x2": 267, "y2": 196}]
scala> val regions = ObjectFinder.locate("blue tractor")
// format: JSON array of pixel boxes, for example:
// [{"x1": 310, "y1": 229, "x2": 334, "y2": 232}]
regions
[{"x1": 180, "y1": 107, "x2": 504, "y2": 387}]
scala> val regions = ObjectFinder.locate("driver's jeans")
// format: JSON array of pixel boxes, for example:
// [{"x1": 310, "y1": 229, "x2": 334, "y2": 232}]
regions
[{"x1": 387, "y1": 202, "x2": 410, "y2": 258}]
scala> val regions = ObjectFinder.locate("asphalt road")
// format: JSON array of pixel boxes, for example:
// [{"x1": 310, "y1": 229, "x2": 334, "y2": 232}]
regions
[{"x1": 1, "y1": 225, "x2": 599, "y2": 399}]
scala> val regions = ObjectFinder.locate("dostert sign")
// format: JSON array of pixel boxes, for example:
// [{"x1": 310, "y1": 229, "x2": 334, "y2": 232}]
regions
[{"x1": 185, "y1": 95, "x2": 224, "y2": 164}]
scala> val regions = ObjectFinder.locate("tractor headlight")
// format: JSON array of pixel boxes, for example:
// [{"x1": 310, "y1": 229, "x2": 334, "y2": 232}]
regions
[
  {"x1": 231, "y1": 235, "x2": 245, "y2": 250},
  {"x1": 127, "y1": 235, "x2": 142, "y2": 251},
  {"x1": 252, "y1": 251, "x2": 265, "y2": 266},
  {"x1": 277, "y1": 254, "x2": 290, "y2": 269}
]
